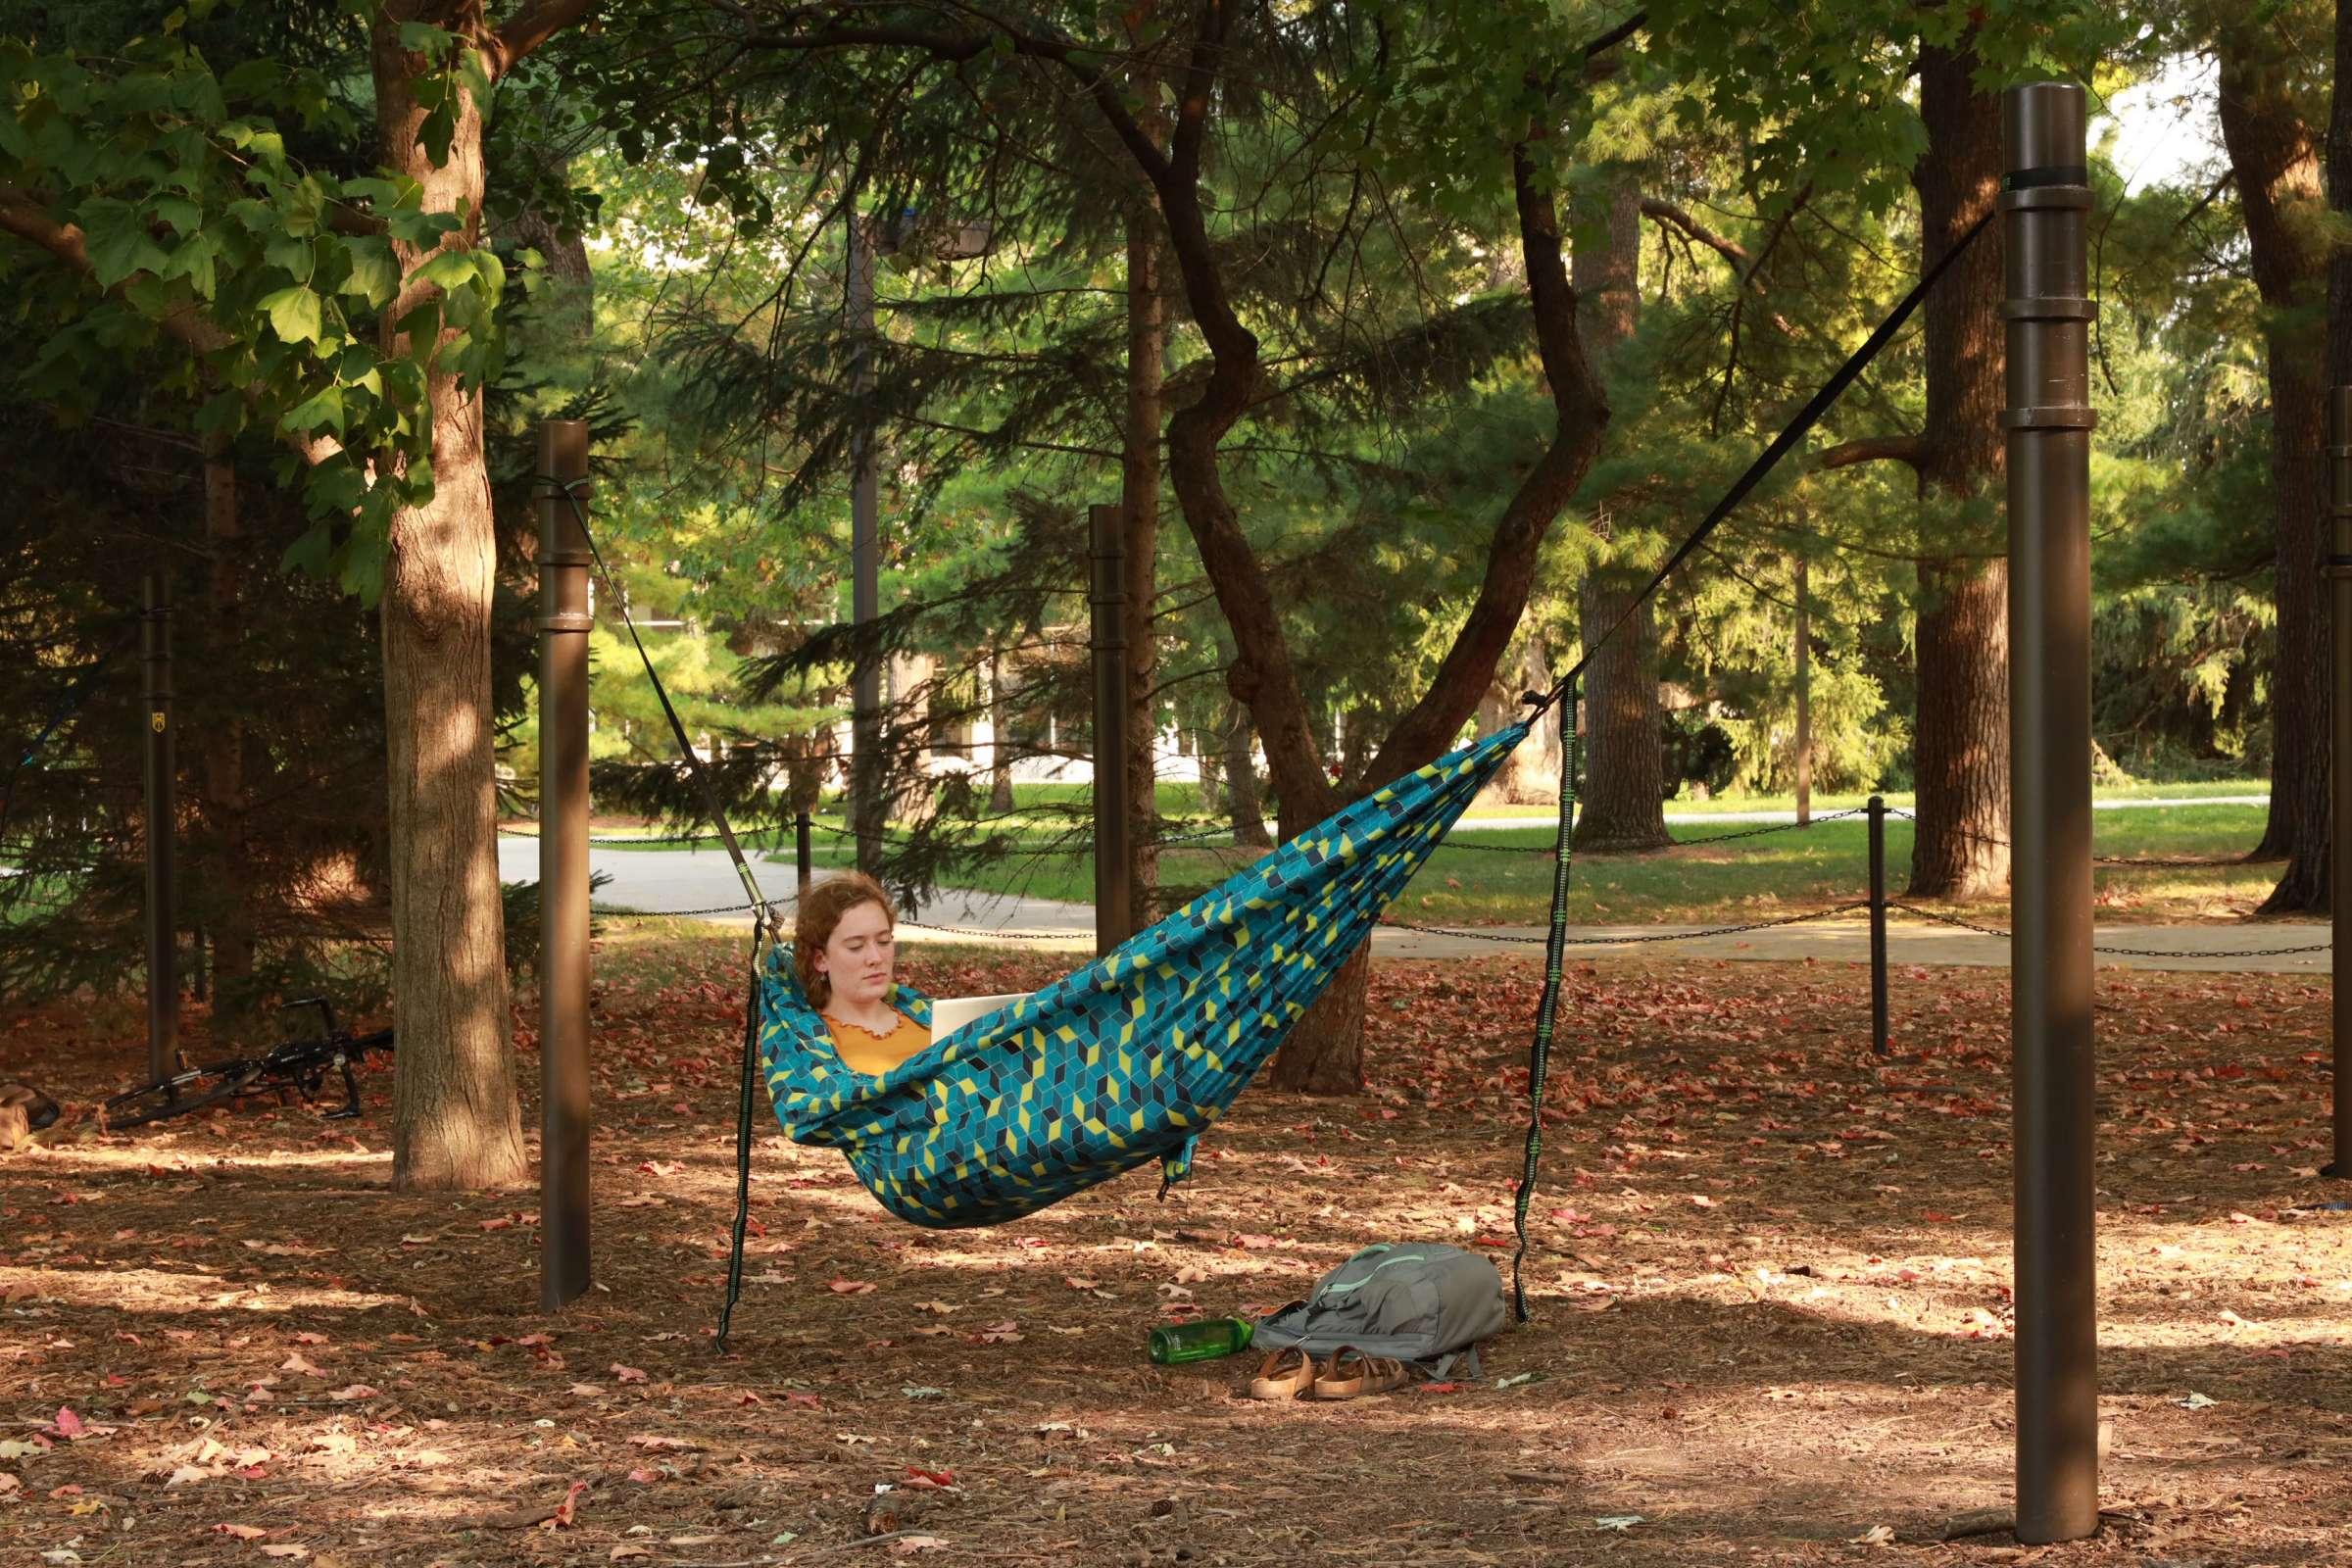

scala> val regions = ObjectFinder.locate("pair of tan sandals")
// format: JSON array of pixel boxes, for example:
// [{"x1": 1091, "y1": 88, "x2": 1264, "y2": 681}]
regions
[{"x1": 1246, "y1": 1345, "x2": 1415, "y2": 1400}]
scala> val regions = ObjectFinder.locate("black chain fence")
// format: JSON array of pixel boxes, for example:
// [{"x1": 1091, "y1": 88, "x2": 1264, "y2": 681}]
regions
[
  {"x1": 1886, "y1": 901, "x2": 2330, "y2": 959},
  {"x1": 1380, "y1": 900, "x2": 1875, "y2": 947}
]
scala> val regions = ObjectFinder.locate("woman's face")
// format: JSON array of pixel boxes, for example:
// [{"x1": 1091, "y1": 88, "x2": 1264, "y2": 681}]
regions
[{"x1": 815, "y1": 900, "x2": 896, "y2": 1007}]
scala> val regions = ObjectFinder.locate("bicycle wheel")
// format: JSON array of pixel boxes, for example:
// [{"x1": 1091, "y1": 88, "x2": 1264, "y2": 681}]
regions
[{"x1": 102, "y1": 1060, "x2": 264, "y2": 1130}]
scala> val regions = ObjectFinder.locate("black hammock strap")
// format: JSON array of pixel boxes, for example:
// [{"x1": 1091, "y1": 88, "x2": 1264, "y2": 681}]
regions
[
  {"x1": 539, "y1": 475, "x2": 773, "y2": 925},
  {"x1": 534, "y1": 473, "x2": 775, "y2": 1353},
  {"x1": 1506, "y1": 208, "x2": 1992, "y2": 1317},
  {"x1": 1508, "y1": 685, "x2": 1578, "y2": 1321}
]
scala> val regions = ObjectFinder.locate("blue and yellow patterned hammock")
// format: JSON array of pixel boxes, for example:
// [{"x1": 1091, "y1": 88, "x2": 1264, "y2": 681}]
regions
[{"x1": 754, "y1": 721, "x2": 1531, "y2": 1228}]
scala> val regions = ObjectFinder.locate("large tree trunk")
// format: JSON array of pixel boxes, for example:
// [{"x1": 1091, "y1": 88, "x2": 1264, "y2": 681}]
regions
[
  {"x1": 1576, "y1": 576, "x2": 1665, "y2": 847},
  {"x1": 202, "y1": 436, "x2": 256, "y2": 1012},
  {"x1": 1570, "y1": 172, "x2": 1666, "y2": 852},
  {"x1": 1908, "y1": 559, "x2": 2010, "y2": 893},
  {"x1": 1219, "y1": 701, "x2": 1272, "y2": 848},
  {"x1": 373, "y1": 12, "x2": 525, "y2": 1192},
  {"x1": 1265, "y1": 129, "x2": 1613, "y2": 1091},
  {"x1": 1123, "y1": 196, "x2": 1163, "y2": 935},
  {"x1": 2218, "y1": 35, "x2": 2329, "y2": 909},
  {"x1": 2324, "y1": 0, "x2": 2352, "y2": 916},
  {"x1": 1903, "y1": 41, "x2": 2010, "y2": 902},
  {"x1": 1476, "y1": 638, "x2": 1563, "y2": 806}
]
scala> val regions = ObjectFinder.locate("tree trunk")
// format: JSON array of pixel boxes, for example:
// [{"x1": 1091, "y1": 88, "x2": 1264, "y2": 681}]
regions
[
  {"x1": 987, "y1": 653, "x2": 1015, "y2": 813},
  {"x1": 1220, "y1": 701, "x2": 1271, "y2": 848},
  {"x1": 1570, "y1": 172, "x2": 1667, "y2": 853},
  {"x1": 1908, "y1": 559, "x2": 2010, "y2": 893},
  {"x1": 1133, "y1": 13, "x2": 1609, "y2": 1091},
  {"x1": 1476, "y1": 638, "x2": 1563, "y2": 805},
  {"x1": 506, "y1": 148, "x2": 593, "y2": 343},
  {"x1": 1903, "y1": 41, "x2": 2010, "y2": 902},
  {"x1": 2217, "y1": 35, "x2": 2329, "y2": 908},
  {"x1": 1194, "y1": 721, "x2": 1224, "y2": 816},
  {"x1": 2321, "y1": 0, "x2": 2352, "y2": 915},
  {"x1": 373, "y1": 12, "x2": 525, "y2": 1192},
  {"x1": 1793, "y1": 557, "x2": 1811, "y2": 820},
  {"x1": 201, "y1": 435, "x2": 256, "y2": 1012},
  {"x1": 1123, "y1": 196, "x2": 1163, "y2": 935},
  {"x1": 1575, "y1": 573, "x2": 1665, "y2": 847}
]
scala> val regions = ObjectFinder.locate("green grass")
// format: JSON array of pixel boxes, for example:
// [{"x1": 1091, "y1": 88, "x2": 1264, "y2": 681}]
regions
[
  {"x1": 544, "y1": 786, "x2": 2288, "y2": 928},
  {"x1": 1459, "y1": 777, "x2": 2271, "y2": 819},
  {"x1": 769, "y1": 800, "x2": 2282, "y2": 928}
]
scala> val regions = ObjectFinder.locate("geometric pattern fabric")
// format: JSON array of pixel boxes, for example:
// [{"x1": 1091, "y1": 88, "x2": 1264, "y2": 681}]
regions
[{"x1": 757, "y1": 721, "x2": 1531, "y2": 1227}]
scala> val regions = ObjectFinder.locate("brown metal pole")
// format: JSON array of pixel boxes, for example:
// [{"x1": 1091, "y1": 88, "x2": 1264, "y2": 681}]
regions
[
  {"x1": 142, "y1": 571, "x2": 176, "y2": 1085},
  {"x1": 1091, "y1": 503, "x2": 1134, "y2": 955},
  {"x1": 1869, "y1": 795, "x2": 1888, "y2": 1057},
  {"x1": 1794, "y1": 558, "x2": 1811, "y2": 826},
  {"x1": 537, "y1": 421, "x2": 594, "y2": 1311},
  {"x1": 2331, "y1": 386, "x2": 2352, "y2": 1177},
  {"x1": 2003, "y1": 80, "x2": 2099, "y2": 1544},
  {"x1": 797, "y1": 808, "x2": 814, "y2": 899}
]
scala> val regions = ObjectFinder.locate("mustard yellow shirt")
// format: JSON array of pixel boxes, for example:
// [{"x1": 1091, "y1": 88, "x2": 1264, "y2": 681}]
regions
[{"x1": 822, "y1": 1007, "x2": 931, "y2": 1076}]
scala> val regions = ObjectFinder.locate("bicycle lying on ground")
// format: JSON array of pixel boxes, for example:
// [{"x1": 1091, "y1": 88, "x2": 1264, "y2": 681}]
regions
[{"x1": 102, "y1": 998, "x2": 395, "y2": 1130}]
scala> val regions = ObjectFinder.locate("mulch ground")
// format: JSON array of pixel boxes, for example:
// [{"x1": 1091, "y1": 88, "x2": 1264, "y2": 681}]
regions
[{"x1": 4, "y1": 937, "x2": 2350, "y2": 1567}]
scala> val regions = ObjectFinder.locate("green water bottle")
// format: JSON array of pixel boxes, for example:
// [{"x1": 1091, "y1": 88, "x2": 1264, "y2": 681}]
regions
[{"x1": 1149, "y1": 1317, "x2": 1254, "y2": 1365}]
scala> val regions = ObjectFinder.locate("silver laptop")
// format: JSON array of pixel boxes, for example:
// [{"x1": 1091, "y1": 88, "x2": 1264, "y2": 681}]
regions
[{"x1": 928, "y1": 993, "x2": 1029, "y2": 1039}]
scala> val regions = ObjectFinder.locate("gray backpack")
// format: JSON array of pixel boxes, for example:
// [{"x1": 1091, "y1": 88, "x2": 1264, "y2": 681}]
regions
[{"x1": 1250, "y1": 1242, "x2": 1509, "y2": 1379}]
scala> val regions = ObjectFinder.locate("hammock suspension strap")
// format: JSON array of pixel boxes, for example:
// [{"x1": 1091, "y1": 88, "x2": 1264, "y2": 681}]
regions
[
  {"x1": 536, "y1": 473, "x2": 777, "y2": 1353},
  {"x1": 1508, "y1": 683, "x2": 1578, "y2": 1322},
  {"x1": 716, "y1": 908, "x2": 768, "y2": 1351}
]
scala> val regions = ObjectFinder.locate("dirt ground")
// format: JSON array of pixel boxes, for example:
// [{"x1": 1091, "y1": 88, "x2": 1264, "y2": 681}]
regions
[{"x1": 4, "y1": 938, "x2": 2350, "y2": 1567}]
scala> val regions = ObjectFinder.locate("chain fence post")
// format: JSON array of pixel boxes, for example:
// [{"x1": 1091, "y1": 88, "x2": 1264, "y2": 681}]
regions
[{"x1": 797, "y1": 808, "x2": 814, "y2": 900}]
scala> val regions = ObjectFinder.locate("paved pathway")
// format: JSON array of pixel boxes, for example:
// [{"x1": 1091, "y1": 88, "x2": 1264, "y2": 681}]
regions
[{"x1": 504, "y1": 839, "x2": 2330, "y2": 976}]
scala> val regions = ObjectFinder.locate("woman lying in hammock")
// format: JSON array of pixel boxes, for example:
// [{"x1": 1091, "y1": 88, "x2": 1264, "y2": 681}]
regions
[{"x1": 794, "y1": 871, "x2": 929, "y2": 1076}]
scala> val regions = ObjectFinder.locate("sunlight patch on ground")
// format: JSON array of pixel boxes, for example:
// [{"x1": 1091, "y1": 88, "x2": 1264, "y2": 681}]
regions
[
  {"x1": 22, "y1": 1141, "x2": 394, "y2": 1174},
  {"x1": 3, "y1": 1264, "x2": 414, "y2": 1315}
]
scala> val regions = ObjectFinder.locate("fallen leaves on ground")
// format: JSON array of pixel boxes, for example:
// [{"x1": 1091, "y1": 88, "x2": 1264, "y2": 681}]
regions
[{"x1": 3, "y1": 948, "x2": 2350, "y2": 1567}]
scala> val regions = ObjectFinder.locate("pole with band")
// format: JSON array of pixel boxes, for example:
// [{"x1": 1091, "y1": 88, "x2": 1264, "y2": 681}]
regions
[
  {"x1": 2002, "y1": 81, "x2": 2099, "y2": 1544},
  {"x1": 142, "y1": 571, "x2": 177, "y2": 1086},
  {"x1": 1091, "y1": 503, "x2": 1135, "y2": 955},
  {"x1": 2330, "y1": 387, "x2": 2352, "y2": 1178},
  {"x1": 537, "y1": 421, "x2": 594, "y2": 1310}
]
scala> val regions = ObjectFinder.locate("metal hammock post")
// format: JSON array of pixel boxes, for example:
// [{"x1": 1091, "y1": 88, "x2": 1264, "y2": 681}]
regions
[
  {"x1": 537, "y1": 420, "x2": 594, "y2": 1311},
  {"x1": 2002, "y1": 80, "x2": 2098, "y2": 1545}
]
